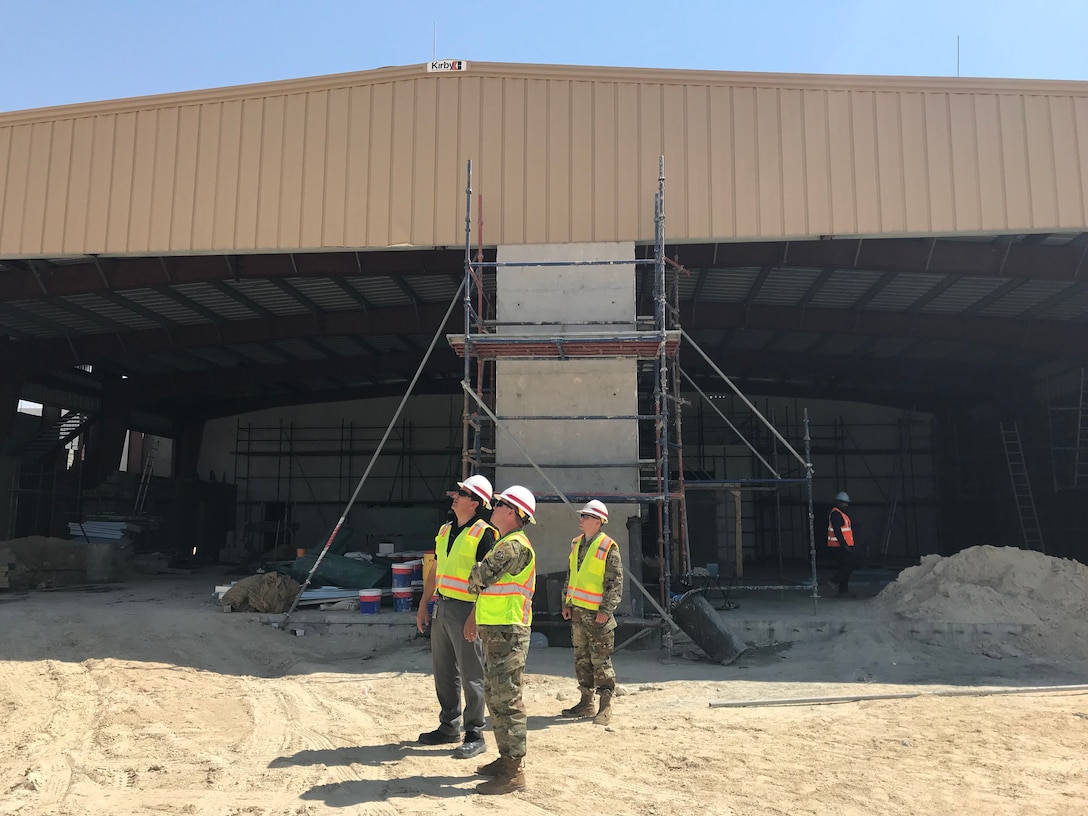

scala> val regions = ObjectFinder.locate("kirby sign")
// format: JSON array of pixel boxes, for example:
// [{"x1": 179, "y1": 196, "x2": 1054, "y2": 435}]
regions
[{"x1": 427, "y1": 59, "x2": 468, "y2": 72}]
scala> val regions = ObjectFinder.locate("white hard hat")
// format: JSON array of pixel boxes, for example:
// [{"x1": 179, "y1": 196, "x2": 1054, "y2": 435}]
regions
[
  {"x1": 457, "y1": 474, "x2": 494, "y2": 509},
  {"x1": 579, "y1": 499, "x2": 609, "y2": 523},
  {"x1": 495, "y1": 485, "x2": 537, "y2": 524},
  {"x1": 834, "y1": 491, "x2": 851, "y2": 503}
]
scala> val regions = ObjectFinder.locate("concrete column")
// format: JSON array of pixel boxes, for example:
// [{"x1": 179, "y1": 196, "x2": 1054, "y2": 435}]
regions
[{"x1": 494, "y1": 242, "x2": 640, "y2": 613}]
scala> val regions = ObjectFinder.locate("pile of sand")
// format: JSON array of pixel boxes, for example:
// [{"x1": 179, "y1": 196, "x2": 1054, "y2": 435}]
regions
[{"x1": 872, "y1": 545, "x2": 1088, "y2": 658}]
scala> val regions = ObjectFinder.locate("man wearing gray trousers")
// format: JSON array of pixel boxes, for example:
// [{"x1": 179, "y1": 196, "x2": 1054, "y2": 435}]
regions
[{"x1": 415, "y1": 474, "x2": 496, "y2": 759}]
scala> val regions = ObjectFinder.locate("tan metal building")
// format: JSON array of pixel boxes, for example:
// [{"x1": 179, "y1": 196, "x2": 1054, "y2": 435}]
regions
[
  {"x1": 2, "y1": 62, "x2": 1086, "y2": 256},
  {"x1": 2, "y1": 62, "x2": 1088, "y2": 566}
]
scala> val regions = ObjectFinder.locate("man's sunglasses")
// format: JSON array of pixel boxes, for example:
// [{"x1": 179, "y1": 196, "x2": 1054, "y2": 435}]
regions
[
  {"x1": 492, "y1": 500, "x2": 511, "y2": 510},
  {"x1": 579, "y1": 513, "x2": 597, "y2": 520},
  {"x1": 456, "y1": 489, "x2": 473, "y2": 498}
]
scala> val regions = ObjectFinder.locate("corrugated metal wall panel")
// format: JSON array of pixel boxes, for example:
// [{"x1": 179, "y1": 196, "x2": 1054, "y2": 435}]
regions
[
  {"x1": 455, "y1": 78, "x2": 482, "y2": 245},
  {"x1": 389, "y1": 79, "x2": 416, "y2": 245},
  {"x1": 1023, "y1": 94, "x2": 1058, "y2": 228},
  {"x1": 322, "y1": 88, "x2": 349, "y2": 248},
  {"x1": 899, "y1": 93, "x2": 930, "y2": 233},
  {"x1": 344, "y1": 85, "x2": 373, "y2": 250},
  {"x1": 874, "y1": 92, "x2": 905, "y2": 233},
  {"x1": 731, "y1": 87, "x2": 759, "y2": 236},
  {"x1": 1051, "y1": 95, "x2": 1086, "y2": 228},
  {"x1": 639, "y1": 84, "x2": 664, "y2": 234},
  {"x1": 2, "y1": 64, "x2": 1088, "y2": 257},
  {"x1": 755, "y1": 86, "x2": 782, "y2": 237},
  {"x1": 949, "y1": 93, "x2": 981, "y2": 231},
  {"x1": 1077, "y1": 97, "x2": 1088, "y2": 220},
  {"x1": 300, "y1": 91, "x2": 328, "y2": 249},
  {"x1": 974, "y1": 94, "x2": 1005, "y2": 231},
  {"x1": 593, "y1": 82, "x2": 618, "y2": 240},
  {"x1": 500, "y1": 78, "x2": 526, "y2": 244},
  {"x1": 191, "y1": 104, "x2": 220, "y2": 251},
  {"x1": 570, "y1": 80, "x2": 595, "y2": 243},
  {"x1": 411, "y1": 79, "x2": 438, "y2": 247},
  {"x1": 780, "y1": 89, "x2": 806, "y2": 235},
  {"x1": 802, "y1": 89, "x2": 832, "y2": 236},
  {"x1": 2, "y1": 124, "x2": 29, "y2": 251},
  {"x1": 852, "y1": 91, "x2": 881, "y2": 235},
  {"x1": 998, "y1": 95, "x2": 1032, "y2": 229},
  {"x1": 615, "y1": 83, "x2": 642, "y2": 240},
  {"x1": 923, "y1": 94, "x2": 955, "y2": 233},
  {"x1": 148, "y1": 108, "x2": 177, "y2": 251}
]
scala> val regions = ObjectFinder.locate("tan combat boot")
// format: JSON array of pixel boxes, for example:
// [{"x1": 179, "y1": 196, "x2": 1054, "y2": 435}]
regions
[
  {"x1": 475, "y1": 755, "x2": 509, "y2": 777},
  {"x1": 560, "y1": 686, "x2": 595, "y2": 718},
  {"x1": 593, "y1": 688, "x2": 613, "y2": 726},
  {"x1": 476, "y1": 757, "x2": 526, "y2": 795}
]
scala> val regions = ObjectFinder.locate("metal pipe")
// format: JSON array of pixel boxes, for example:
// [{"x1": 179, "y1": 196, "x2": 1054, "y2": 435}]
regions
[
  {"x1": 461, "y1": 160, "x2": 473, "y2": 478},
  {"x1": 279, "y1": 277, "x2": 466, "y2": 628},
  {"x1": 681, "y1": 328, "x2": 810, "y2": 470},
  {"x1": 460, "y1": 382, "x2": 577, "y2": 514},
  {"x1": 682, "y1": 369, "x2": 780, "y2": 478},
  {"x1": 804, "y1": 410, "x2": 818, "y2": 614},
  {"x1": 709, "y1": 683, "x2": 1088, "y2": 709},
  {"x1": 468, "y1": 259, "x2": 652, "y2": 268}
]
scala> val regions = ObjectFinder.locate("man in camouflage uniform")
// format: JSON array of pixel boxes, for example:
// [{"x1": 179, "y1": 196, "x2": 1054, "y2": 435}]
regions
[
  {"x1": 465, "y1": 485, "x2": 537, "y2": 795},
  {"x1": 560, "y1": 499, "x2": 623, "y2": 725}
]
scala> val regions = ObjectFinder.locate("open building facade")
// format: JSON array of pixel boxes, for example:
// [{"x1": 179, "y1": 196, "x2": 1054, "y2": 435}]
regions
[{"x1": 1, "y1": 61, "x2": 1088, "y2": 599}]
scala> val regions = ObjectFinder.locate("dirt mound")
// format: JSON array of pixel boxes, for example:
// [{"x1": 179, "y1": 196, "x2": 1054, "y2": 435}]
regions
[{"x1": 872, "y1": 545, "x2": 1088, "y2": 657}]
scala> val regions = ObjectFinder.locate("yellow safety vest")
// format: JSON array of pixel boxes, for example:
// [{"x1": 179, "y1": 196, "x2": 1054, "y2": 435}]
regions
[
  {"x1": 475, "y1": 531, "x2": 536, "y2": 626},
  {"x1": 435, "y1": 519, "x2": 494, "y2": 601},
  {"x1": 565, "y1": 532, "x2": 616, "y2": 611}
]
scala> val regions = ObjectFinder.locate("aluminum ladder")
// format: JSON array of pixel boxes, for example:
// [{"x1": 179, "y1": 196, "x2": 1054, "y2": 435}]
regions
[
  {"x1": 133, "y1": 437, "x2": 160, "y2": 515},
  {"x1": 999, "y1": 422, "x2": 1045, "y2": 553}
]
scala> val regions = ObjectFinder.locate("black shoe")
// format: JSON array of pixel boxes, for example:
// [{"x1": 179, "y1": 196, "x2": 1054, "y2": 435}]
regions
[
  {"x1": 452, "y1": 730, "x2": 486, "y2": 759},
  {"x1": 418, "y1": 728, "x2": 460, "y2": 745}
]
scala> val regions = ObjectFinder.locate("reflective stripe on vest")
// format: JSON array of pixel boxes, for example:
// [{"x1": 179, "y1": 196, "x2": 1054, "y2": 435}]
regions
[
  {"x1": 475, "y1": 531, "x2": 536, "y2": 626},
  {"x1": 565, "y1": 532, "x2": 615, "y2": 610},
  {"x1": 827, "y1": 508, "x2": 854, "y2": 548},
  {"x1": 435, "y1": 519, "x2": 494, "y2": 601}
]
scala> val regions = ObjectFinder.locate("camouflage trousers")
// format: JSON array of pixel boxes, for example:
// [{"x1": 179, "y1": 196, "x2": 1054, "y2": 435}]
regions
[
  {"x1": 570, "y1": 606, "x2": 616, "y2": 692},
  {"x1": 480, "y1": 624, "x2": 531, "y2": 760}
]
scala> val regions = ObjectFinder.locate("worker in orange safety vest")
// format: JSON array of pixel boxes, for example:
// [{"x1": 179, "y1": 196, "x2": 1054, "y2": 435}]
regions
[{"x1": 826, "y1": 491, "x2": 856, "y2": 598}]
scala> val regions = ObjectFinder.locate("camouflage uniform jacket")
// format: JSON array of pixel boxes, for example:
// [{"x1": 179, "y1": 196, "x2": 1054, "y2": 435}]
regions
[
  {"x1": 564, "y1": 532, "x2": 624, "y2": 616},
  {"x1": 468, "y1": 531, "x2": 534, "y2": 627}
]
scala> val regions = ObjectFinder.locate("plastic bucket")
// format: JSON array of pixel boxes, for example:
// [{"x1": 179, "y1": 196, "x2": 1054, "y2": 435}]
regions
[
  {"x1": 392, "y1": 588, "x2": 413, "y2": 613},
  {"x1": 391, "y1": 563, "x2": 413, "y2": 589},
  {"x1": 406, "y1": 559, "x2": 423, "y2": 584},
  {"x1": 358, "y1": 588, "x2": 382, "y2": 614}
]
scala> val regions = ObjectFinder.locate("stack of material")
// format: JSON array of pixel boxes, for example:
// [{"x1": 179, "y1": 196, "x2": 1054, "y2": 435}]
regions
[{"x1": 68, "y1": 520, "x2": 141, "y2": 543}]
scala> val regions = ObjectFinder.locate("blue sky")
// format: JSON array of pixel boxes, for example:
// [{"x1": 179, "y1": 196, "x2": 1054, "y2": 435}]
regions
[{"x1": 2, "y1": 0, "x2": 1087, "y2": 112}]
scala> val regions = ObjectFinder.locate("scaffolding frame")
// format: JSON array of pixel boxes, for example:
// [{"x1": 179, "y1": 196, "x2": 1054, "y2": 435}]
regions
[{"x1": 449, "y1": 158, "x2": 822, "y2": 624}]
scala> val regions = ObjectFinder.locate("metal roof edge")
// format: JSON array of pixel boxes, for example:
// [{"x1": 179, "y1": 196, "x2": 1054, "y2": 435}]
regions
[{"x1": 3, "y1": 61, "x2": 1086, "y2": 126}]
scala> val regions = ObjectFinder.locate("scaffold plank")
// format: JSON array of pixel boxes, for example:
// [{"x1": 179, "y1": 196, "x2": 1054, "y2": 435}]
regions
[{"x1": 447, "y1": 331, "x2": 680, "y2": 360}]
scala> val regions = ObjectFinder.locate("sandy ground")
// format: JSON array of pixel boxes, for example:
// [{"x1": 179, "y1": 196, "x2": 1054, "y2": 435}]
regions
[{"x1": 1, "y1": 570, "x2": 1087, "y2": 816}]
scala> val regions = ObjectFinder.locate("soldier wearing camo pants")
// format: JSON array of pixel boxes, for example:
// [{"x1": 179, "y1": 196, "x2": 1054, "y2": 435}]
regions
[
  {"x1": 465, "y1": 485, "x2": 537, "y2": 796},
  {"x1": 560, "y1": 500, "x2": 624, "y2": 725}
]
